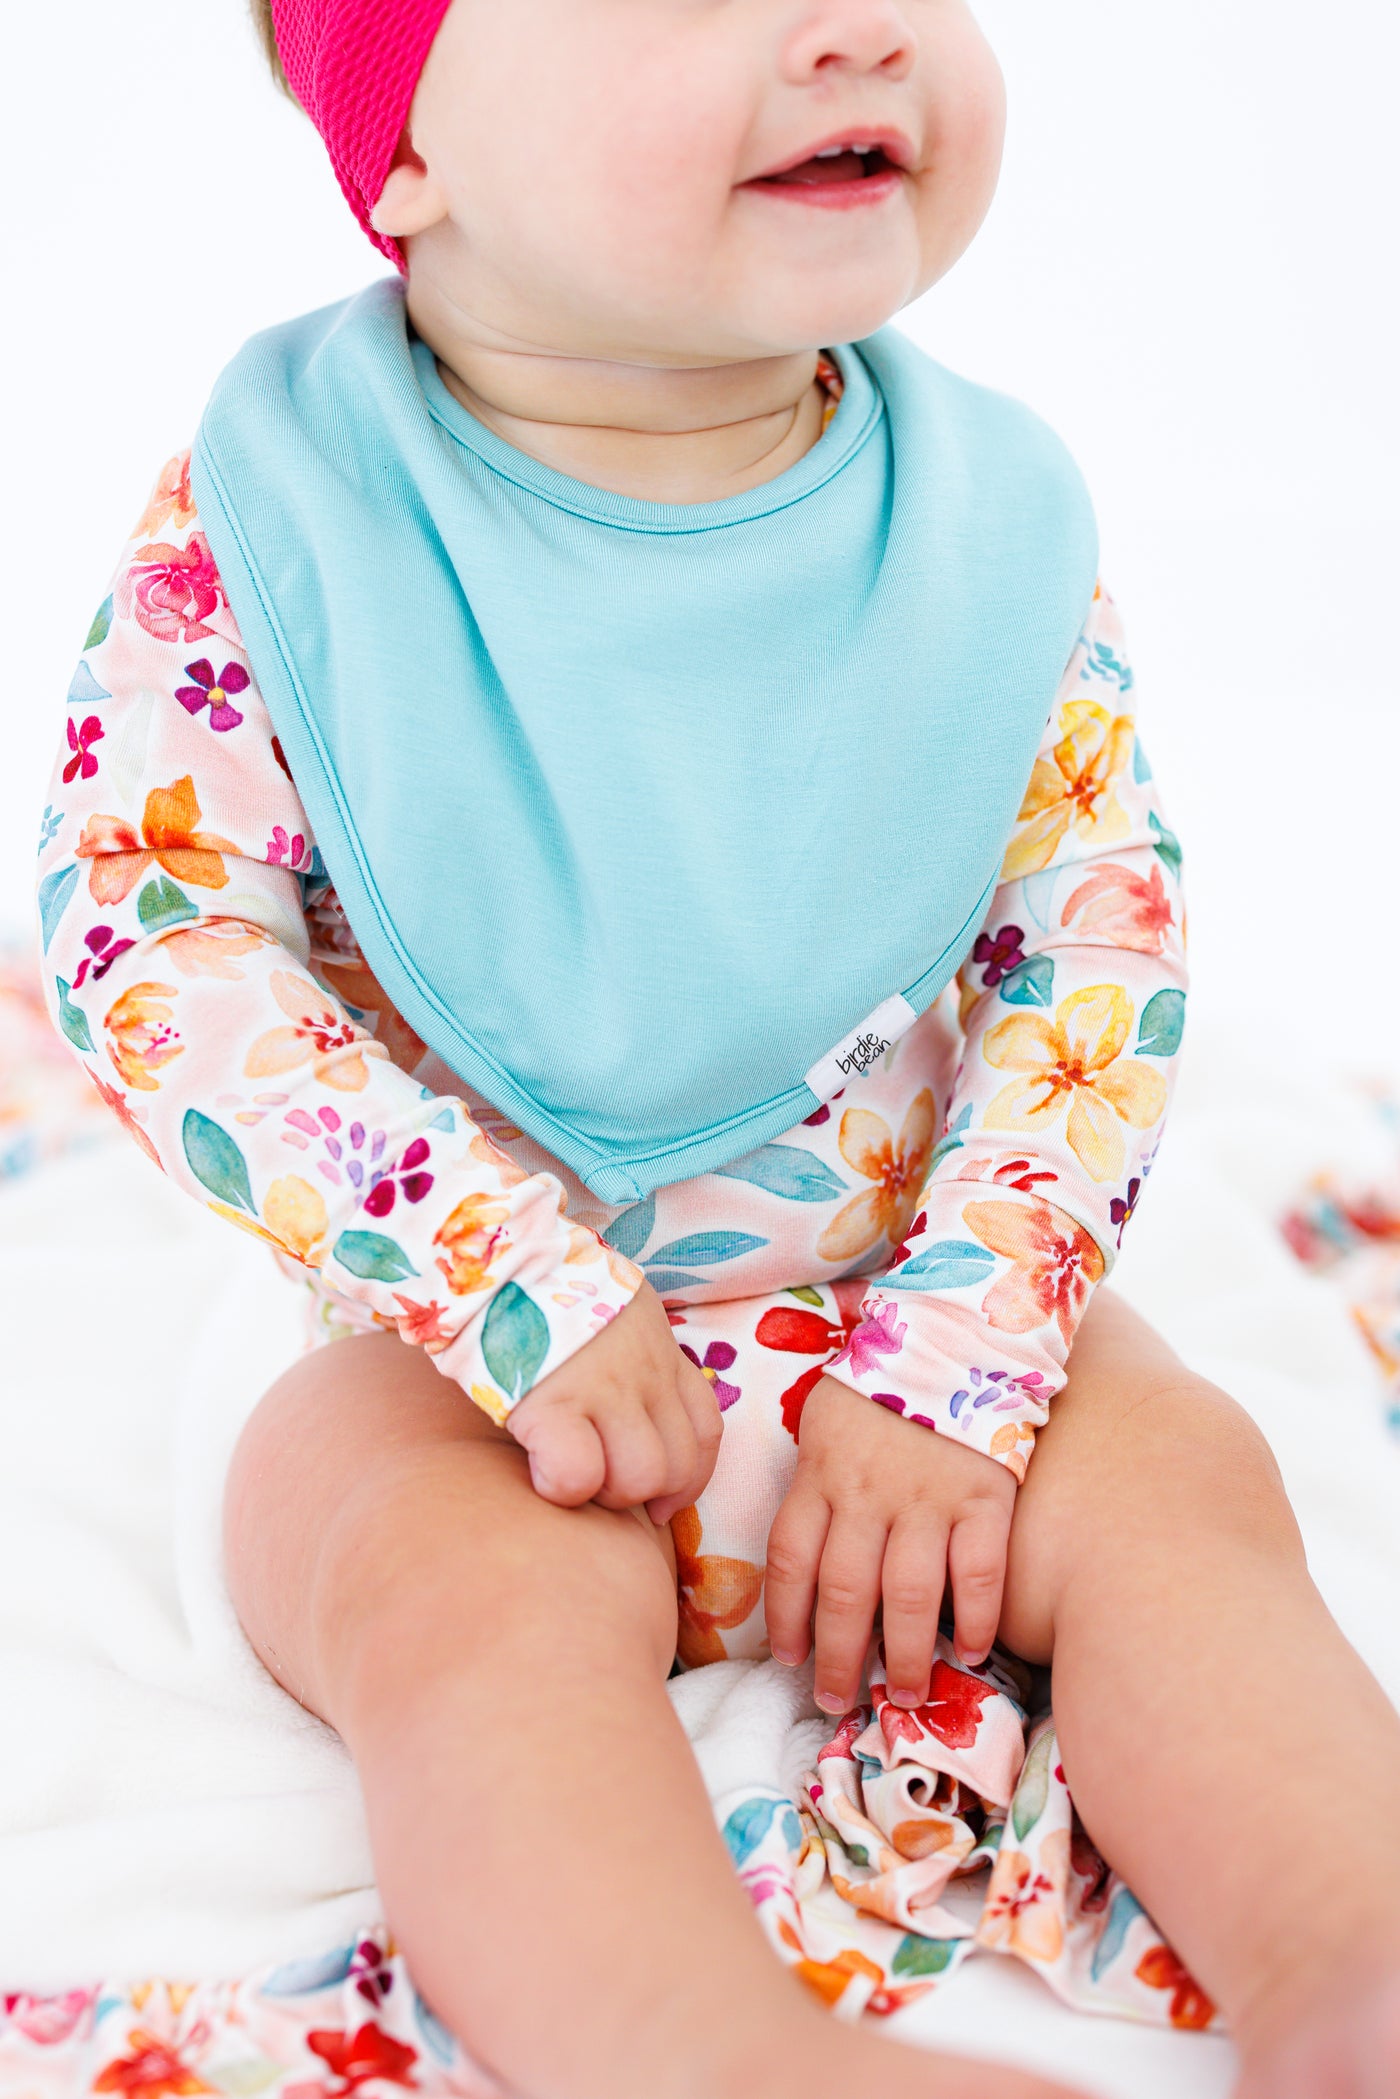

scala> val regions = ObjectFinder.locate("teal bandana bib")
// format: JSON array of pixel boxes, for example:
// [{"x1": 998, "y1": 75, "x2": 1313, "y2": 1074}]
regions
[{"x1": 191, "y1": 277, "x2": 1097, "y2": 1202}]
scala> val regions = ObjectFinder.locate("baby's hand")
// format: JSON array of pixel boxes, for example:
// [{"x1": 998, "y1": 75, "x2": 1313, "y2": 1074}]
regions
[
  {"x1": 505, "y1": 1279, "x2": 723, "y2": 1526},
  {"x1": 765, "y1": 1375, "x2": 1016, "y2": 1713}
]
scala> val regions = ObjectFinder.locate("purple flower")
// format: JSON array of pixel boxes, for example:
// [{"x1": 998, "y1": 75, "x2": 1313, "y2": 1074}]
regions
[
  {"x1": 971, "y1": 923, "x2": 1026, "y2": 988},
  {"x1": 175, "y1": 656, "x2": 248, "y2": 732},
  {"x1": 363, "y1": 1135, "x2": 435, "y2": 1217},
  {"x1": 63, "y1": 714, "x2": 104, "y2": 783},
  {"x1": 71, "y1": 923, "x2": 135, "y2": 988},
  {"x1": 1109, "y1": 1177, "x2": 1142, "y2": 1246},
  {"x1": 680, "y1": 1339, "x2": 742, "y2": 1410}
]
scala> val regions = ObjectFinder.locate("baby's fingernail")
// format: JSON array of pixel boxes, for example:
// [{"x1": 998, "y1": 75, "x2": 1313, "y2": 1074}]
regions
[
  {"x1": 771, "y1": 1647, "x2": 801, "y2": 1666},
  {"x1": 959, "y1": 1649, "x2": 987, "y2": 1669},
  {"x1": 890, "y1": 1688, "x2": 920, "y2": 1708},
  {"x1": 815, "y1": 1690, "x2": 846, "y2": 1714}
]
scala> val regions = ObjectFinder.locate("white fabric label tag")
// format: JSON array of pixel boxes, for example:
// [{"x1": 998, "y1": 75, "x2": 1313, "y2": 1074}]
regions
[{"x1": 802, "y1": 993, "x2": 919, "y2": 1103}]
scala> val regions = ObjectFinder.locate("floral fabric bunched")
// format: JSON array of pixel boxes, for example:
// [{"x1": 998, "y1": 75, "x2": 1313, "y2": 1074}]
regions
[{"x1": 37, "y1": 351, "x2": 1185, "y2": 1473}]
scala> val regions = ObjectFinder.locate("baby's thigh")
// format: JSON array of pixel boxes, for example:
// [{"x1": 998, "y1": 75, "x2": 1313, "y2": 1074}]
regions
[
  {"x1": 222, "y1": 1330, "x2": 678, "y2": 1731},
  {"x1": 999, "y1": 1288, "x2": 1297, "y2": 1664}
]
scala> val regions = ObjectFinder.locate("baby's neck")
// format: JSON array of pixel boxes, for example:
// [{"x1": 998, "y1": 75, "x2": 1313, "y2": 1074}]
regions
[{"x1": 406, "y1": 280, "x2": 827, "y2": 506}]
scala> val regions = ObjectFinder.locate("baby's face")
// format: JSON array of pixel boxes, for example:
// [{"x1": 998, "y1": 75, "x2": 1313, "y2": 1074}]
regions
[{"x1": 399, "y1": 0, "x2": 1005, "y2": 361}]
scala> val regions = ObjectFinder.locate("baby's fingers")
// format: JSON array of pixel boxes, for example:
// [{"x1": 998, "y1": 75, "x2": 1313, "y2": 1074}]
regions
[
  {"x1": 591, "y1": 1405, "x2": 672, "y2": 1513},
  {"x1": 508, "y1": 1398, "x2": 607, "y2": 1508},
  {"x1": 948, "y1": 1500, "x2": 1012, "y2": 1667},
  {"x1": 811, "y1": 1515, "x2": 885, "y2": 1716},
  {"x1": 763, "y1": 1481, "x2": 829, "y2": 1671},
  {"x1": 639, "y1": 1388, "x2": 703, "y2": 1527},
  {"x1": 880, "y1": 1511, "x2": 949, "y2": 1708}
]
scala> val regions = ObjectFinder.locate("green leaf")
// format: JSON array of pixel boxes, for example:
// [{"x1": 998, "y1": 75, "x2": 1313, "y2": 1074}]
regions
[
  {"x1": 37, "y1": 863, "x2": 79, "y2": 952},
  {"x1": 893, "y1": 1239, "x2": 997, "y2": 1291},
  {"x1": 182, "y1": 1109, "x2": 256, "y2": 1215},
  {"x1": 83, "y1": 594, "x2": 113, "y2": 651},
  {"x1": 332, "y1": 1230, "x2": 418, "y2": 1283},
  {"x1": 54, "y1": 977, "x2": 94, "y2": 1053},
  {"x1": 1132, "y1": 736, "x2": 1153, "y2": 784},
  {"x1": 891, "y1": 1933, "x2": 958, "y2": 1978},
  {"x1": 715, "y1": 1144, "x2": 849, "y2": 1202},
  {"x1": 1090, "y1": 1885, "x2": 1146, "y2": 1980},
  {"x1": 137, "y1": 876, "x2": 198, "y2": 932},
  {"x1": 645, "y1": 1231, "x2": 769, "y2": 1268},
  {"x1": 998, "y1": 955, "x2": 1055, "y2": 1008},
  {"x1": 1010, "y1": 1723, "x2": 1056, "y2": 1841},
  {"x1": 481, "y1": 1279, "x2": 551, "y2": 1401},
  {"x1": 601, "y1": 1192, "x2": 655, "y2": 1262},
  {"x1": 786, "y1": 1285, "x2": 826, "y2": 1307},
  {"x1": 1149, "y1": 811, "x2": 1182, "y2": 876},
  {"x1": 1136, "y1": 987, "x2": 1186, "y2": 1058}
]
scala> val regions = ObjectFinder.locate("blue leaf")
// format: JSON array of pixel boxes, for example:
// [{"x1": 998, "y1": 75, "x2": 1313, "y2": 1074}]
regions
[
  {"x1": 721, "y1": 1793, "x2": 789, "y2": 1867},
  {"x1": 638, "y1": 1268, "x2": 707, "y2": 1294},
  {"x1": 715, "y1": 1143, "x2": 849, "y2": 1202},
  {"x1": 37, "y1": 863, "x2": 79, "y2": 952},
  {"x1": 54, "y1": 977, "x2": 94, "y2": 1053},
  {"x1": 261, "y1": 1941, "x2": 358, "y2": 1995},
  {"x1": 1090, "y1": 1886, "x2": 1146, "y2": 1981},
  {"x1": 83, "y1": 595, "x2": 113, "y2": 651},
  {"x1": 1132, "y1": 736, "x2": 1153, "y2": 783},
  {"x1": 332, "y1": 1230, "x2": 418, "y2": 1283},
  {"x1": 603, "y1": 1192, "x2": 656, "y2": 1261},
  {"x1": 999, "y1": 955, "x2": 1055, "y2": 1008},
  {"x1": 894, "y1": 1239, "x2": 997, "y2": 1291},
  {"x1": 645, "y1": 1231, "x2": 769, "y2": 1267},
  {"x1": 137, "y1": 876, "x2": 199, "y2": 932},
  {"x1": 1136, "y1": 988, "x2": 1186, "y2": 1058},
  {"x1": 67, "y1": 659, "x2": 111, "y2": 706},
  {"x1": 1018, "y1": 868, "x2": 1059, "y2": 934},
  {"x1": 926, "y1": 1103, "x2": 973, "y2": 1173},
  {"x1": 182, "y1": 1110, "x2": 256, "y2": 1214},
  {"x1": 480, "y1": 1279, "x2": 551, "y2": 1401},
  {"x1": 1149, "y1": 811, "x2": 1183, "y2": 876}
]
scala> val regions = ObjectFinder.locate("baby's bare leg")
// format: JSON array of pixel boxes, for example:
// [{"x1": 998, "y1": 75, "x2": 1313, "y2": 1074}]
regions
[
  {"x1": 224, "y1": 1332, "x2": 1081, "y2": 2099},
  {"x1": 1000, "y1": 1291, "x2": 1400, "y2": 2091}
]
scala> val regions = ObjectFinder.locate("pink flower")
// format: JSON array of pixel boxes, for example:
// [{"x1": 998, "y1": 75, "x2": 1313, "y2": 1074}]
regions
[
  {"x1": 115, "y1": 533, "x2": 225, "y2": 644},
  {"x1": 827, "y1": 1297, "x2": 906, "y2": 1380},
  {"x1": 63, "y1": 713, "x2": 104, "y2": 783}
]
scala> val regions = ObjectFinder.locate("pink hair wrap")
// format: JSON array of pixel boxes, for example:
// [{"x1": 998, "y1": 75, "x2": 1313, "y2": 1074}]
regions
[{"x1": 270, "y1": 0, "x2": 455, "y2": 273}]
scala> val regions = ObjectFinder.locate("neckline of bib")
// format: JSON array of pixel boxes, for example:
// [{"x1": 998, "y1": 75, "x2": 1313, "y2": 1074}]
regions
[{"x1": 409, "y1": 330, "x2": 883, "y2": 535}]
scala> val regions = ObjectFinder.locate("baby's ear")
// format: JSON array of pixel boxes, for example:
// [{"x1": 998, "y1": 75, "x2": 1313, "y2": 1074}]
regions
[{"x1": 370, "y1": 129, "x2": 449, "y2": 240}]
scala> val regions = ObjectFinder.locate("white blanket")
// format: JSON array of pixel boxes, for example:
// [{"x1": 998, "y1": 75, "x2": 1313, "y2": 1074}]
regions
[{"x1": 5, "y1": 1031, "x2": 1400, "y2": 2098}]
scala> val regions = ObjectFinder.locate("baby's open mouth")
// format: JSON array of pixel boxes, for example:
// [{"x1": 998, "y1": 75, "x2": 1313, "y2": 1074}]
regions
[{"x1": 741, "y1": 138, "x2": 907, "y2": 209}]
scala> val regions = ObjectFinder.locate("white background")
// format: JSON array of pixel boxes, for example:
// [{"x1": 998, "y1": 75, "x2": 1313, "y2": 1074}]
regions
[{"x1": 6, "y1": 0, "x2": 1398, "y2": 1058}]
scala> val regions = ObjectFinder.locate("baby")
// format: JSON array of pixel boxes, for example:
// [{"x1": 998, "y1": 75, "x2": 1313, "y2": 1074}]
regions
[{"x1": 38, "y1": 1, "x2": 1400, "y2": 2094}]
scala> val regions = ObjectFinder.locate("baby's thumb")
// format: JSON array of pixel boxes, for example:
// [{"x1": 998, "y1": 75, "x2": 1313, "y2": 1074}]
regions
[{"x1": 509, "y1": 1398, "x2": 607, "y2": 1507}]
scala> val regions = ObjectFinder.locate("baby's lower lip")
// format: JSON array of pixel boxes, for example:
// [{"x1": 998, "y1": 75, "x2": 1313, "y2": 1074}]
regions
[{"x1": 740, "y1": 165, "x2": 903, "y2": 212}]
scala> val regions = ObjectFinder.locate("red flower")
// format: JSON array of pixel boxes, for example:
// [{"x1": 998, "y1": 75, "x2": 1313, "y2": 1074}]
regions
[
  {"x1": 878, "y1": 1660, "x2": 997, "y2": 1751},
  {"x1": 92, "y1": 2031, "x2": 216, "y2": 2095},
  {"x1": 117, "y1": 534, "x2": 225, "y2": 644},
  {"x1": 306, "y1": 2019, "x2": 419, "y2": 2089}
]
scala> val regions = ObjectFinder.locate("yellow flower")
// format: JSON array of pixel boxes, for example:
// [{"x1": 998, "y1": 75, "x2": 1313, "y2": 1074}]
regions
[
  {"x1": 104, "y1": 980, "x2": 182, "y2": 1092},
  {"x1": 816, "y1": 1089, "x2": 936, "y2": 1263},
  {"x1": 434, "y1": 1191, "x2": 511, "y2": 1295},
  {"x1": 982, "y1": 985, "x2": 1167, "y2": 1184},
  {"x1": 206, "y1": 1176, "x2": 328, "y2": 1266},
  {"x1": 1002, "y1": 699, "x2": 1135, "y2": 879}
]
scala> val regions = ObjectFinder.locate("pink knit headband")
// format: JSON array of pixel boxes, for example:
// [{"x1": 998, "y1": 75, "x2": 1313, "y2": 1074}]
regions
[{"x1": 270, "y1": 0, "x2": 455, "y2": 273}]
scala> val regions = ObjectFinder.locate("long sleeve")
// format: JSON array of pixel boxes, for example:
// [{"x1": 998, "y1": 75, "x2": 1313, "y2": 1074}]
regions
[
  {"x1": 826, "y1": 582, "x2": 1188, "y2": 1480},
  {"x1": 36, "y1": 450, "x2": 643, "y2": 1422}
]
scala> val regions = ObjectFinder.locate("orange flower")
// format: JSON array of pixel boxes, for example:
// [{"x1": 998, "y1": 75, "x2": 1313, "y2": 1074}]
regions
[
  {"x1": 982, "y1": 986, "x2": 1167, "y2": 1184},
  {"x1": 159, "y1": 920, "x2": 274, "y2": 979},
  {"x1": 1002, "y1": 699, "x2": 1135, "y2": 879},
  {"x1": 672, "y1": 1503, "x2": 764, "y2": 1667},
  {"x1": 87, "y1": 1070, "x2": 162, "y2": 1167},
  {"x1": 244, "y1": 970, "x2": 389, "y2": 1092},
  {"x1": 1059, "y1": 861, "x2": 1173, "y2": 954},
  {"x1": 816, "y1": 1088, "x2": 936, "y2": 1263},
  {"x1": 962, "y1": 1197, "x2": 1105, "y2": 1348},
  {"x1": 132, "y1": 451, "x2": 197, "y2": 540},
  {"x1": 92, "y1": 2028, "x2": 216, "y2": 2096},
  {"x1": 77, "y1": 776, "x2": 234, "y2": 906},
  {"x1": 104, "y1": 981, "x2": 182, "y2": 1093},
  {"x1": 977, "y1": 1829, "x2": 1070, "y2": 1965},
  {"x1": 318, "y1": 954, "x2": 429, "y2": 1073},
  {"x1": 1136, "y1": 1943, "x2": 1216, "y2": 2029},
  {"x1": 434, "y1": 1190, "x2": 511, "y2": 1295}
]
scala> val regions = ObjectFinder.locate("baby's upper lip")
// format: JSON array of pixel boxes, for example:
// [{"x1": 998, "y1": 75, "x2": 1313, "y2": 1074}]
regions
[{"x1": 745, "y1": 126, "x2": 917, "y2": 182}]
